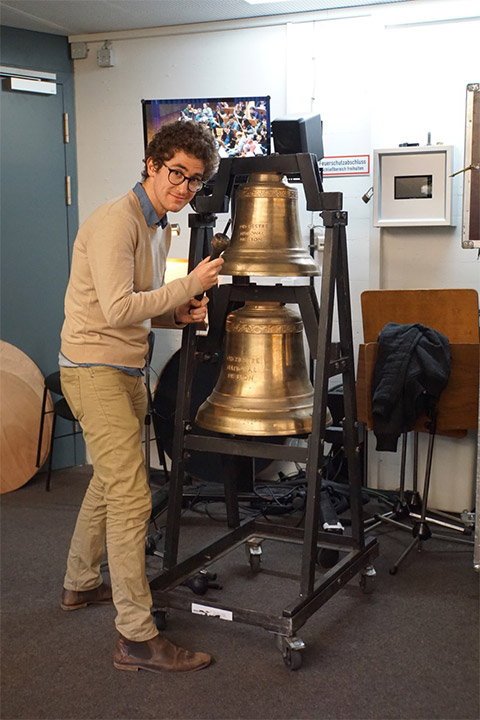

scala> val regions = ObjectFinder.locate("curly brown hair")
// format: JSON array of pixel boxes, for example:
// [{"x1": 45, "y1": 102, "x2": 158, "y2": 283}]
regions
[{"x1": 141, "y1": 121, "x2": 218, "y2": 182}]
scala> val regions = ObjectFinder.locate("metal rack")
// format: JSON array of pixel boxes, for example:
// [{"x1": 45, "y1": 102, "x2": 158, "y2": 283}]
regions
[{"x1": 149, "y1": 154, "x2": 379, "y2": 669}]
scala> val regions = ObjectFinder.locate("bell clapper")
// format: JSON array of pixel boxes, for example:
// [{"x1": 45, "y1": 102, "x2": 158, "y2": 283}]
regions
[
  {"x1": 210, "y1": 232, "x2": 230, "y2": 258},
  {"x1": 191, "y1": 231, "x2": 229, "y2": 304}
]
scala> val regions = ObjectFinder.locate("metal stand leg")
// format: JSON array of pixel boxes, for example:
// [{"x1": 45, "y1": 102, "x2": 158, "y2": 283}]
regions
[
  {"x1": 45, "y1": 413, "x2": 57, "y2": 492},
  {"x1": 365, "y1": 432, "x2": 411, "y2": 532},
  {"x1": 366, "y1": 418, "x2": 473, "y2": 564},
  {"x1": 36, "y1": 386, "x2": 48, "y2": 468},
  {"x1": 389, "y1": 414, "x2": 437, "y2": 574},
  {"x1": 164, "y1": 213, "x2": 217, "y2": 569}
]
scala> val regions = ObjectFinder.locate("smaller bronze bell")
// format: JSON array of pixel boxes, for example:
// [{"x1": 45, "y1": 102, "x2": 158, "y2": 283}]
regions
[
  {"x1": 195, "y1": 302, "x2": 321, "y2": 436},
  {"x1": 220, "y1": 172, "x2": 320, "y2": 277}
]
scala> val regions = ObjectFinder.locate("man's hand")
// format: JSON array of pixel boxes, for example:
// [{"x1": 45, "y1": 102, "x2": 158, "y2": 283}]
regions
[
  {"x1": 193, "y1": 256, "x2": 224, "y2": 291},
  {"x1": 174, "y1": 295, "x2": 209, "y2": 325}
]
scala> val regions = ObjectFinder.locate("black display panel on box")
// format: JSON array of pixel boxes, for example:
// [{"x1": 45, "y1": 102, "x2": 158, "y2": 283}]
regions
[{"x1": 394, "y1": 175, "x2": 433, "y2": 200}]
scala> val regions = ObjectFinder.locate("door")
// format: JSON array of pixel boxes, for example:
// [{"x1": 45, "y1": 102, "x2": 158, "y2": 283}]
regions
[{"x1": 0, "y1": 78, "x2": 84, "y2": 469}]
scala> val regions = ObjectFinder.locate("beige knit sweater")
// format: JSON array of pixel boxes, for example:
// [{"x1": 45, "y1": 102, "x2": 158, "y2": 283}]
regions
[{"x1": 61, "y1": 189, "x2": 203, "y2": 368}]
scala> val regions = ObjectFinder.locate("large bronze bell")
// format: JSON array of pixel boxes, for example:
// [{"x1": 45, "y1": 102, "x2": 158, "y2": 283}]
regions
[
  {"x1": 195, "y1": 302, "x2": 315, "y2": 436},
  {"x1": 220, "y1": 173, "x2": 320, "y2": 277}
]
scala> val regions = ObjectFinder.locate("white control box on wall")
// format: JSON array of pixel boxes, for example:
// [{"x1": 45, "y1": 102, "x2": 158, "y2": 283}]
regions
[{"x1": 373, "y1": 146, "x2": 453, "y2": 227}]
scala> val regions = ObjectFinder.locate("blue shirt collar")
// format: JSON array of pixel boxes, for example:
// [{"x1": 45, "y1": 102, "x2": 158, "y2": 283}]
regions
[{"x1": 133, "y1": 182, "x2": 168, "y2": 229}]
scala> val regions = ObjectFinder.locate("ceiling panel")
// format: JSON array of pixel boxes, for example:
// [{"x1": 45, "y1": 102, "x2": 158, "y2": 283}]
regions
[{"x1": 0, "y1": 0, "x2": 411, "y2": 36}]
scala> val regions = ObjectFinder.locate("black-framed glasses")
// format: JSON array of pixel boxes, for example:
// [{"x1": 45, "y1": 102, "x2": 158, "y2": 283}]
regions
[{"x1": 162, "y1": 162, "x2": 204, "y2": 193}]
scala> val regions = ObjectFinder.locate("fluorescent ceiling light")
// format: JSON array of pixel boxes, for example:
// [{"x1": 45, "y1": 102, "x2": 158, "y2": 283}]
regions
[{"x1": 243, "y1": 1, "x2": 290, "y2": 5}]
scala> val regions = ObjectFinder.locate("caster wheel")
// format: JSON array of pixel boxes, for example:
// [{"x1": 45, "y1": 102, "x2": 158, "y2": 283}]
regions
[
  {"x1": 152, "y1": 610, "x2": 167, "y2": 631},
  {"x1": 389, "y1": 566, "x2": 398, "y2": 576},
  {"x1": 276, "y1": 635, "x2": 305, "y2": 671},
  {"x1": 359, "y1": 565, "x2": 376, "y2": 594},
  {"x1": 246, "y1": 538, "x2": 263, "y2": 573},
  {"x1": 359, "y1": 574, "x2": 374, "y2": 593},
  {"x1": 249, "y1": 553, "x2": 261, "y2": 574},
  {"x1": 317, "y1": 548, "x2": 339, "y2": 569},
  {"x1": 284, "y1": 647, "x2": 302, "y2": 671}
]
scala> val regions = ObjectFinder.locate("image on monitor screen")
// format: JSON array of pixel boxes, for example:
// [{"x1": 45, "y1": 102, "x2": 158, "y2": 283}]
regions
[{"x1": 142, "y1": 95, "x2": 271, "y2": 159}]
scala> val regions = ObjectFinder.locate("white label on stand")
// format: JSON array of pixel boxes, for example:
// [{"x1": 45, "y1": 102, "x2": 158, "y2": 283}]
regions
[{"x1": 191, "y1": 603, "x2": 233, "y2": 621}]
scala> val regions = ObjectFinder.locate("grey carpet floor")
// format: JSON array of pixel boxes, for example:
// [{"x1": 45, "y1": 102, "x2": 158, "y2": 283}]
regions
[{"x1": 1, "y1": 466, "x2": 478, "y2": 720}]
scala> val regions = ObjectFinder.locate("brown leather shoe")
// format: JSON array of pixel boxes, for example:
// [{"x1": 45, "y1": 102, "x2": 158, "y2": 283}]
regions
[
  {"x1": 113, "y1": 634, "x2": 212, "y2": 673},
  {"x1": 60, "y1": 582, "x2": 112, "y2": 611}
]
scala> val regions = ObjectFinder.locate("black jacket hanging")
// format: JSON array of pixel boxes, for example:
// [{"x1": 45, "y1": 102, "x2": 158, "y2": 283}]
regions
[{"x1": 371, "y1": 322, "x2": 451, "y2": 452}]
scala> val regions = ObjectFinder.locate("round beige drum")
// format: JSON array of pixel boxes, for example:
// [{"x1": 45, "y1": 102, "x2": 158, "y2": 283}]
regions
[{"x1": 0, "y1": 341, "x2": 52, "y2": 494}]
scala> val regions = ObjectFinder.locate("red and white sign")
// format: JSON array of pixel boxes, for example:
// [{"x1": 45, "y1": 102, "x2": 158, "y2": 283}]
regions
[{"x1": 321, "y1": 155, "x2": 370, "y2": 176}]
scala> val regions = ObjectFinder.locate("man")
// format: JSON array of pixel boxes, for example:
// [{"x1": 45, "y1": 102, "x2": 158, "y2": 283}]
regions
[{"x1": 59, "y1": 121, "x2": 223, "y2": 674}]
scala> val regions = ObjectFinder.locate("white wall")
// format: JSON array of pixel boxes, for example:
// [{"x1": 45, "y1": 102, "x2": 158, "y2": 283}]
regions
[
  {"x1": 71, "y1": 0, "x2": 479, "y2": 508},
  {"x1": 73, "y1": 21, "x2": 288, "y2": 375}
]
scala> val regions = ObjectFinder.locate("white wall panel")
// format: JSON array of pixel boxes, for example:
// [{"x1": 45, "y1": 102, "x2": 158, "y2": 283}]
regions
[{"x1": 72, "y1": 0, "x2": 480, "y2": 497}]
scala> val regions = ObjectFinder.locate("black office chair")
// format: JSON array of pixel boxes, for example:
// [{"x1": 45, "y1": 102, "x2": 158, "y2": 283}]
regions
[{"x1": 36, "y1": 370, "x2": 81, "y2": 491}]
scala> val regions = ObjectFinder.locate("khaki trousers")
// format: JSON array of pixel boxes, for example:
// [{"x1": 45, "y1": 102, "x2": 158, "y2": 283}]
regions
[{"x1": 60, "y1": 366, "x2": 157, "y2": 641}]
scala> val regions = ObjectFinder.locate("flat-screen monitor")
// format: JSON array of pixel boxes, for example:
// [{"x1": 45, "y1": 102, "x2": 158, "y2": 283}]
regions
[{"x1": 142, "y1": 95, "x2": 271, "y2": 159}]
